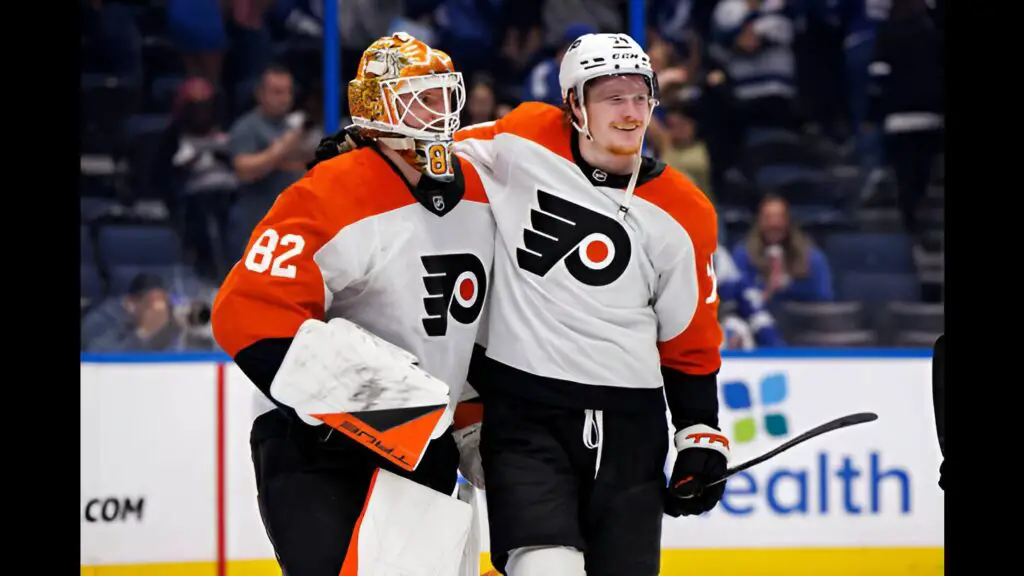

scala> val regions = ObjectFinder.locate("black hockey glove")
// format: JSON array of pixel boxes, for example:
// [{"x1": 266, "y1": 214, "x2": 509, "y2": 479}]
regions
[
  {"x1": 664, "y1": 424, "x2": 730, "y2": 517},
  {"x1": 938, "y1": 460, "x2": 944, "y2": 491}
]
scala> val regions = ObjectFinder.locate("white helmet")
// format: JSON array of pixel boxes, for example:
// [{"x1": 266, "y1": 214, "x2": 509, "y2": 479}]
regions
[{"x1": 558, "y1": 33, "x2": 659, "y2": 138}]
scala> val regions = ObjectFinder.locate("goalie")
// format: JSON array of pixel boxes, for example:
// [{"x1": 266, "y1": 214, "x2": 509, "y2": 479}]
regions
[{"x1": 211, "y1": 33, "x2": 492, "y2": 576}]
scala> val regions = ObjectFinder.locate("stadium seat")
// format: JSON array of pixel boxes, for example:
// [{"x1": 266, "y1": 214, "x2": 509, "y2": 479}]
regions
[
  {"x1": 96, "y1": 224, "x2": 183, "y2": 267},
  {"x1": 838, "y1": 271, "x2": 921, "y2": 303},
  {"x1": 894, "y1": 331, "x2": 942, "y2": 348},
  {"x1": 81, "y1": 264, "x2": 105, "y2": 303},
  {"x1": 125, "y1": 113, "x2": 170, "y2": 139},
  {"x1": 107, "y1": 264, "x2": 203, "y2": 296},
  {"x1": 824, "y1": 233, "x2": 916, "y2": 274},
  {"x1": 81, "y1": 196, "x2": 119, "y2": 222},
  {"x1": 872, "y1": 301, "x2": 944, "y2": 345},
  {"x1": 777, "y1": 301, "x2": 865, "y2": 337},
  {"x1": 790, "y1": 330, "x2": 878, "y2": 347},
  {"x1": 81, "y1": 225, "x2": 95, "y2": 264},
  {"x1": 142, "y1": 37, "x2": 184, "y2": 85},
  {"x1": 149, "y1": 75, "x2": 186, "y2": 112},
  {"x1": 888, "y1": 301, "x2": 944, "y2": 333},
  {"x1": 754, "y1": 165, "x2": 829, "y2": 190}
]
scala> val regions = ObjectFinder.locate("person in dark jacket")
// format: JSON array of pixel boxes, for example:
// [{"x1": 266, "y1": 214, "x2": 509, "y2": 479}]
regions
[{"x1": 865, "y1": 0, "x2": 944, "y2": 241}]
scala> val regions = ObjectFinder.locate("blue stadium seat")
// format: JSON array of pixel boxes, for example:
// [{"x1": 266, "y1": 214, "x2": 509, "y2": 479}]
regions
[
  {"x1": 107, "y1": 264, "x2": 201, "y2": 296},
  {"x1": 96, "y1": 224, "x2": 183, "y2": 267},
  {"x1": 745, "y1": 127, "x2": 802, "y2": 148},
  {"x1": 838, "y1": 271, "x2": 921, "y2": 303},
  {"x1": 754, "y1": 165, "x2": 828, "y2": 190},
  {"x1": 81, "y1": 225, "x2": 94, "y2": 264},
  {"x1": 81, "y1": 196, "x2": 118, "y2": 222},
  {"x1": 81, "y1": 264, "x2": 105, "y2": 302},
  {"x1": 150, "y1": 75, "x2": 186, "y2": 112},
  {"x1": 824, "y1": 233, "x2": 916, "y2": 274},
  {"x1": 125, "y1": 113, "x2": 170, "y2": 139}
]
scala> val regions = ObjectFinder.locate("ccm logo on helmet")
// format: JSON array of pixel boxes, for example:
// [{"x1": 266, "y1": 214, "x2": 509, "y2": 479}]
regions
[
  {"x1": 421, "y1": 253, "x2": 488, "y2": 337},
  {"x1": 517, "y1": 190, "x2": 632, "y2": 287}
]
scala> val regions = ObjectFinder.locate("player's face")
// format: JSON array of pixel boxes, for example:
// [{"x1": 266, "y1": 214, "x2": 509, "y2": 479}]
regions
[
  {"x1": 397, "y1": 87, "x2": 449, "y2": 132},
  {"x1": 584, "y1": 75, "x2": 652, "y2": 156}
]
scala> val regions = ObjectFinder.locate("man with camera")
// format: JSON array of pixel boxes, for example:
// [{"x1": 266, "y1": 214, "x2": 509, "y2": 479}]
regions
[
  {"x1": 81, "y1": 273, "x2": 216, "y2": 353},
  {"x1": 228, "y1": 63, "x2": 319, "y2": 261}
]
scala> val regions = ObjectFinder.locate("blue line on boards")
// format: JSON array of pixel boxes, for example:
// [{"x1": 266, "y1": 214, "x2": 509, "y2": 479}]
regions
[{"x1": 80, "y1": 348, "x2": 933, "y2": 364}]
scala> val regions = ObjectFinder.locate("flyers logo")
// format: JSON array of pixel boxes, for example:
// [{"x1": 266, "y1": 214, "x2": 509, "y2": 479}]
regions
[
  {"x1": 517, "y1": 190, "x2": 632, "y2": 286},
  {"x1": 421, "y1": 253, "x2": 488, "y2": 337}
]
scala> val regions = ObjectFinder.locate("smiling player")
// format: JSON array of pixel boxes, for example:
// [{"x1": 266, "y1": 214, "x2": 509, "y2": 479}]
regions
[{"x1": 454, "y1": 33, "x2": 729, "y2": 576}]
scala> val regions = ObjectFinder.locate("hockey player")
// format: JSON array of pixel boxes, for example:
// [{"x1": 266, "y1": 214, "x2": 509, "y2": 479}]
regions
[
  {"x1": 211, "y1": 33, "x2": 493, "y2": 576},
  {"x1": 454, "y1": 33, "x2": 729, "y2": 575}
]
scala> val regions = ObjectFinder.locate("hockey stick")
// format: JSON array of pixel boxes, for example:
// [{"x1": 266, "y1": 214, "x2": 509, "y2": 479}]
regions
[{"x1": 706, "y1": 412, "x2": 878, "y2": 487}]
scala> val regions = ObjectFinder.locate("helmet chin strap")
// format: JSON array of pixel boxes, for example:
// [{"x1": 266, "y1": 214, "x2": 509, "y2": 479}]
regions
[
  {"x1": 616, "y1": 104, "x2": 657, "y2": 221},
  {"x1": 378, "y1": 136, "x2": 416, "y2": 150},
  {"x1": 569, "y1": 85, "x2": 658, "y2": 220}
]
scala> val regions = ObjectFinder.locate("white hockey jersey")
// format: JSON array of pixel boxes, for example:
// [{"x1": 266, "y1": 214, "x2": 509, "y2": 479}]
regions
[
  {"x1": 213, "y1": 144, "x2": 495, "y2": 424},
  {"x1": 455, "y1": 103, "x2": 722, "y2": 413}
]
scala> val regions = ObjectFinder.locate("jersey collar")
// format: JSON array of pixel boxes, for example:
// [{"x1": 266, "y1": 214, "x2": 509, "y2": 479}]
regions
[
  {"x1": 569, "y1": 130, "x2": 666, "y2": 189},
  {"x1": 370, "y1": 144, "x2": 466, "y2": 218}
]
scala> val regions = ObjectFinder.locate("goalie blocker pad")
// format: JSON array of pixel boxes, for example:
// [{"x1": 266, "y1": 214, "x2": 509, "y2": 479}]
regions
[
  {"x1": 341, "y1": 469, "x2": 473, "y2": 576},
  {"x1": 270, "y1": 318, "x2": 454, "y2": 471}
]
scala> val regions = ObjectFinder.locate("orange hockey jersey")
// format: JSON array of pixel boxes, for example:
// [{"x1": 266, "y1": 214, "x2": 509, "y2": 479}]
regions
[{"x1": 455, "y1": 103, "x2": 722, "y2": 426}]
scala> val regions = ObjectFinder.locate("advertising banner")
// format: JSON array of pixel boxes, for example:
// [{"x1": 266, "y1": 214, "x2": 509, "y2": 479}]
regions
[
  {"x1": 663, "y1": 357, "x2": 942, "y2": 548},
  {"x1": 80, "y1": 363, "x2": 219, "y2": 566}
]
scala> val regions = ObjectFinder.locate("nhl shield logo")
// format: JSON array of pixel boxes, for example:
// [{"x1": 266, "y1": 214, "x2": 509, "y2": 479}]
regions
[{"x1": 432, "y1": 195, "x2": 445, "y2": 212}]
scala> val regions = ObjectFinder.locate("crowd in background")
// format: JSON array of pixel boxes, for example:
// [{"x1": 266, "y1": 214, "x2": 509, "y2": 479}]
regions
[{"x1": 80, "y1": 0, "x2": 944, "y2": 353}]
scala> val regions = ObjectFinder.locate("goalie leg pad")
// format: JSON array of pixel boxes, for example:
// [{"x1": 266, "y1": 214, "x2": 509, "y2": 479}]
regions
[
  {"x1": 340, "y1": 468, "x2": 473, "y2": 576},
  {"x1": 505, "y1": 546, "x2": 586, "y2": 576}
]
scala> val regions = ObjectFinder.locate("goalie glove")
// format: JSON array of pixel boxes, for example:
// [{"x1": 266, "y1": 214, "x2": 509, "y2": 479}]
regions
[
  {"x1": 664, "y1": 424, "x2": 730, "y2": 517},
  {"x1": 269, "y1": 318, "x2": 451, "y2": 435}
]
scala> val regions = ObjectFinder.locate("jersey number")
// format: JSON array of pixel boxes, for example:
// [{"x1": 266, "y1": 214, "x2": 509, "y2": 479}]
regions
[
  {"x1": 244, "y1": 229, "x2": 305, "y2": 278},
  {"x1": 426, "y1": 143, "x2": 449, "y2": 177},
  {"x1": 705, "y1": 259, "x2": 718, "y2": 304}
]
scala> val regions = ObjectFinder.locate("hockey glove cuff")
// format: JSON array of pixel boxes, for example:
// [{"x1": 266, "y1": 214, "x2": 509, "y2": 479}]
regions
[
  {"x1": 665, "y1": 424, "x2": 730, "y2": 517},
  {"x1": 453, "y1": 389, "x2": 485, "y2": 489}
]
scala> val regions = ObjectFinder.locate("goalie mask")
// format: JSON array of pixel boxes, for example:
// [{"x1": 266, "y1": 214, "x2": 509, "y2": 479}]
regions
[{"x1": 348, "y1": 32, "x2": 466, "y2": 182}]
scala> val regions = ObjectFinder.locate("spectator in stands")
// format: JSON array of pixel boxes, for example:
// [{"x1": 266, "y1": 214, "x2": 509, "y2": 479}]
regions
[
  {"x1": 717, "y1": 244, "x2": 786, "y2": 349},
  {"x1": 866, "y1": 0, "x2": 943, "y2": 242},
  {"x1": 658, "y1": 103, "x2": 714, "y2": 201},
  {"x1": 521, "y1": 23, "x2": 597, "y2": 106},
  {"x1": 227, "y1": 63, "x2": 317, "y2": 259},
  {"x1": 732, "y1": 194, "x2": 835, "y2": 303},
  {"x1": 465, "y1": 74, "x2": 498, "y2": 126},
  {"x1": 82, "y1": 273, "x2": 218, "y2": 353},
  {"x1": 168, "y1": 0, "x2": 274, "y2": 87},
  {"x1": 434, "y1": 0, "x2": 504, "y2": 87},
  {"x1": 496, "y1": 0, "x2": 544, "y2": 87},
  {"x1": 710, "y1": 0, "x2": 799, "y2": 132},
  {"x1": 152, "y1": 77, "x2": 239, "y2": 281},
  {"x1": 167, "y1": 0, "x2": 229, "y2": 84},
  {"x1": 834, "y1": 0, "x2": 892, "y2": 169},
  {"x1": 494, "y1": 87, "x2": 521, "y2": 119}
]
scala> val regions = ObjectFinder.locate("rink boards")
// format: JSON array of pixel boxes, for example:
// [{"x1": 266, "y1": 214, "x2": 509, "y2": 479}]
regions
[{"x1": 81, "y1": 350, "x2": 943, "y2": 576}]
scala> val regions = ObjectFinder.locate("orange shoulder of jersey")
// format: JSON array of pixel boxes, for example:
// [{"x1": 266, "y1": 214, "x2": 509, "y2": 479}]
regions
[
  {"x1": 455, "y1": 102, "x2": 572, "y2": 161},
  {"x1": 636, "y1": 166, "x2": 723, "y2": 375},
  {"x1": 211, "y1": 148, "x2": 417, "y2": 357},
  {"x1": 456, "y1": 153, "x2": 489, "y2": 204}
]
